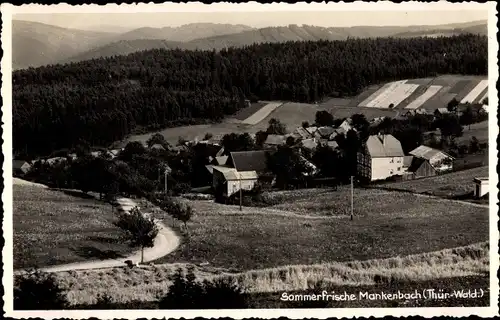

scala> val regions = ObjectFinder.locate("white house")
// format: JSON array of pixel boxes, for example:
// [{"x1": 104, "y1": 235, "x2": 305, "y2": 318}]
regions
[
  {"x1": 473, "y1": 177, "x2": 489, "y2": 198},
  {"x1": 212, "y1": 166, "x2": 258, "y2": 197},
  {"x1": 357, "y1": 134, "x2": 405, "y2": 181},
  {"x1": 339, "y1": 119, "x2": 355, "y2": 133}
]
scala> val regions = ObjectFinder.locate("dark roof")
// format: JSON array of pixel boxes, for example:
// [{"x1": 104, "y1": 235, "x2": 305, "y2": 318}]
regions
[{"x1": 229, "y1": 150, "x2": 270, "y2": 172}]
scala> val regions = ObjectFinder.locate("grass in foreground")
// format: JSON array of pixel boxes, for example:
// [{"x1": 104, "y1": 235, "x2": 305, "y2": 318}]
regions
[
  {"x1": 373, "y1": 166, "x2": 489, "y2": 199},
  {"x1": 13, "y1": 185, "x2": 132, "y2": 269},
  {"x1": 250, "y1": 274, "x2": 490, "y2": 308},
  {"x1": 153, "y1": 188, "x2": 488, "y2": 271},
  {"x1": 48, "y1": 242, "x2": 488, "y2": 306}
]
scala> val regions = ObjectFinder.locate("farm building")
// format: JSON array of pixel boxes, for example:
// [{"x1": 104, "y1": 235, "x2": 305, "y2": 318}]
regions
[
  {"x1": 13, "y1": 160, "x2": 31, "y2": 176},
  {"x1": 210, "y1": 155, "x2": 228, "y2": 166},
  {"x1": 473, "y1": 177, "x2": 489, "y2": 198},
  {"x1": 108, "y1": 149, "x2": 122, "y2": 158},
  {"x1": 315, "y1": 126, "x2": 335, "y2": 139},
  {"x1": 149, "y1": 143, "x2": 166, "y2": 151},
  {"x1": 211, "y1": 166, "x2": 258, "y2": 197},
  {"x1": 409, "y1": 145, "x2": 454, "y2": 176},
  {"x1": 227, "y1": 150, "x2": 270, "y2": 173},
  {"x1": 339, "y1": 119, "x2": 354, "y2": 133},
  {"x1": 212, "y1": 150, "x2": 270, "y2": 198},
  {"x1": 207, "y1": 134, "x2": 225, "y2": 146},
  {"x1": 434, "y1": 108, "x2": 451, "y2": 117},
  {"x1": 293, "y1": 127, "x2": 313, "y2": 140},
  {"x1": 264, "y1": 134, "x2": 286, "y2": 148},
  {"x1": 301, "y1": 138, "x2": 318, "y2": 151},
  {"x1": 357, "y1": 134, "x2": 405, "y2": 181},
  {"x1": 45, "y1": 157, "x2": 67, "y2": 166},
  {"x1": 405, "y1": 109, "x2": 428, "y2": 117}
]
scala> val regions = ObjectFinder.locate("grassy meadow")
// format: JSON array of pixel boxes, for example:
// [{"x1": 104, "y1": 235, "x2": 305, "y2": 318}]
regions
[
  {"x1": 46, "y1": 241, "x2": 489, "y2": 306},
  {"x1": 13, "y1": 184, "x2": 132, "y2": 269},
  {"x1": 373, "y1": 166, "x2": 489, "y2": 199},
  {"x1": 151, "y1": 187, "x2": 488, "y2": 272}
]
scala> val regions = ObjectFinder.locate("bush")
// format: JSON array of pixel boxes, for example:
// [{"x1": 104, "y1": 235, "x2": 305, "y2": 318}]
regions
[
  {"x1": 172, "y1": 182, "x2": 192, "y2": 195},
  {"x1": 14, "y1": 271, "x2": 68, "y2": 310},
  {"x1": 158, "y1": 267, "x2": 247, "y2": 309}
]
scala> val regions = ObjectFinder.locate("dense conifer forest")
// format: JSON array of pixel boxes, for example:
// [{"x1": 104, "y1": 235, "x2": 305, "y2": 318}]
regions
[{"x1": 13, "y1": 34, "x2": 487, "y2": 157}]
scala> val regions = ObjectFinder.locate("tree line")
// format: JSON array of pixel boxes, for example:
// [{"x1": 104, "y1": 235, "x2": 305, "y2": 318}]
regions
[{"x1": 13, "y1": 34, "x2": 487, "y2": 158}]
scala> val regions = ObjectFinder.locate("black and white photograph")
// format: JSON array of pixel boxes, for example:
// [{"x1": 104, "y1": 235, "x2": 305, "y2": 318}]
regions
[{"x1": 2, "y1": 1, "x2": 498, "y2": 317}]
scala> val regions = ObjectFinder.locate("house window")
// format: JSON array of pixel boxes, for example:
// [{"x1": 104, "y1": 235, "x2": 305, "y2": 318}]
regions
[
  {"x1": 397, "y1": 167, "x2": 401, "y2": 171},
  {"x1": 390, "y1": 158, "x2": 394, "y2": 163},
  {"x1": 390, "y1": 170, "x2": 394, "y2": 174}
]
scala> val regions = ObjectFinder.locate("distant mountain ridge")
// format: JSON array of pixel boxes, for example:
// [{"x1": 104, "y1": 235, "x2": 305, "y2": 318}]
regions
[{"x1": 13, "y1": 19, "x2": 487, "y2": 69}]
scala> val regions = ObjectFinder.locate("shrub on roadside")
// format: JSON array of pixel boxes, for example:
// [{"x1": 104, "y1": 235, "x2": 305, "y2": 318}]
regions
[
  {"x1": 14, "y1": 270, "x2": 68, "y2": 310},
  {"x1": 158, "y1": 267, "x2": 247, "y2": 309}
]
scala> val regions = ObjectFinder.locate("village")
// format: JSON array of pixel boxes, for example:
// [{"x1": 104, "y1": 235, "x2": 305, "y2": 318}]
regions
[{"x1": 13, "y1": 100, "x2": 490, "y2": 202}]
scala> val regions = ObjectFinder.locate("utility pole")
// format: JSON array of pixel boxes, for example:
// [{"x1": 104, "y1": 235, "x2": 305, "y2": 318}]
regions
[
  {"x1": 239, "y1": 173, "x2": 242, "y2": 211},
  {"x1": 350, "y1": 176, "x2": 354, "y2": 221},
  {"x1": 164, "y1": 170, "x2": 168, "y2": 194},
  {"x1": 158, "y1": 167, "x2": 161, "y2": 191}
]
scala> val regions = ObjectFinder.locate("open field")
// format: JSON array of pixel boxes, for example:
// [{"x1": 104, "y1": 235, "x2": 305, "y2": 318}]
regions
[
  {"x1": 241, "y1": 102, "x2": 283, "y2": 125},
  {"x1": 150, "y1": 187, "x2": 488, "y2": 273},
  {"x1": 13, "y1": 184, "x2": 132, "y2": 269},
  {"x1": 373, "y1": 166, "x2": 489, "y2": 198},
  {"x1": 46, "y1": 242, "x2": 488, "y2": 306},
  {"x1": 460, "y1": 79, "x2": 488, "y2": 104},
  {"x1": 475, "y1": 88, "x2": 488, "y2": 104},
  {"x1": 405, "y1": 85, "x2": 443, "y2": 110},
  {"x1": 457, "y1": 120, "x2": 489, "y2": 144},
  {"x1": 428, "y1": 120, "x2": 489, "y2": 145},
  {"x1": 231, "y1": 102, "x2": 267, "y2": 121},
  {"x1": 362, "y1": 81, "x2": 420, "y2": 109}
]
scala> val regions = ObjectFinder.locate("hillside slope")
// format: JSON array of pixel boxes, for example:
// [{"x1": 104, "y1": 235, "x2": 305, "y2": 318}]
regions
[
  {"x1": 64, "y1": 39, "x2": 185, "y2": 63},
  {"x1": 115, "y1": 23, "x2": 254, "y2": 42},
  {"x1": 12, "y1": 20, "x2": 116, "y2": 69},
  {"x1": 14, "y1": 20, "x2": 487, "y2": 68}
]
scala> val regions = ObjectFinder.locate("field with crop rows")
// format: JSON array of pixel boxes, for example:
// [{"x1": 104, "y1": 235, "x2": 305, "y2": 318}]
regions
[
  {"x1": 360, "y1": 81, "x2": 420, "y2": 109},
  {"x1": 241, "y1": 102, "x2": 283, "y2": 125},
  {"x1": 373, "y1": 166, "x2": 489, "y2": 198},
  {"x1": 405, "y1": 85, "x2": 443, "y2": 109},
  {"x1": 124, "y1": 75, "x2": 487, "y2": 146},
  {"x1": 13, "y1": 184, "x2": 132, "y2": 269},
  {"x1": 461, "y1": 80, "x2": 488, "y2": 104}
]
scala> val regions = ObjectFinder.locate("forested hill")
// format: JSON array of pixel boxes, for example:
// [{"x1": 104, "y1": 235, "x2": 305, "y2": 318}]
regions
[{"x1": 13, "y1": 34, "x2": 487, "y2": 158}]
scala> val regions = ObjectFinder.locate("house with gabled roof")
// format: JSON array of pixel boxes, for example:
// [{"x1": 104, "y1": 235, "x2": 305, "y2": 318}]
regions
[
  {"x1": 211, "y1": 150, "x2": 271, "y2": 198},
  {"x1": 357, "y1": 134, "x2": 405, "y2": 181},
  {"x1": 293, "y1": 127, "x2": 313, "y2": 140},
  {"x1": 263, "y1": 134, "x2": 286, "y2": 148},
  {"x1": 408, "y1": 145, "x2": 454, "y2": 177}
]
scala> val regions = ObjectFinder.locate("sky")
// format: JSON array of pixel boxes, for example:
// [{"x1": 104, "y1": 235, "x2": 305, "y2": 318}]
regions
[{"x1": 14, "y1": 10, "x2": 488, "y2": 31}]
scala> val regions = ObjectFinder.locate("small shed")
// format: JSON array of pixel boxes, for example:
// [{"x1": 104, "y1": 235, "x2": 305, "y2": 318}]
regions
[
  {"x1": 264, "y1": 134, "x2": 286, "y2": 148},
  {"x1": 473, "y1": 177, "x2": 489, "y2": 198},
  {"x1": 13, "y1": 160, "x2": 31, "y2": 176}
]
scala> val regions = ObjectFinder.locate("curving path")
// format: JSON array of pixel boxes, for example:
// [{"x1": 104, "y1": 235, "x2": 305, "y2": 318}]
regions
[{"x1": 16, "y1": 196, "x2": 180, "y2": 274}]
